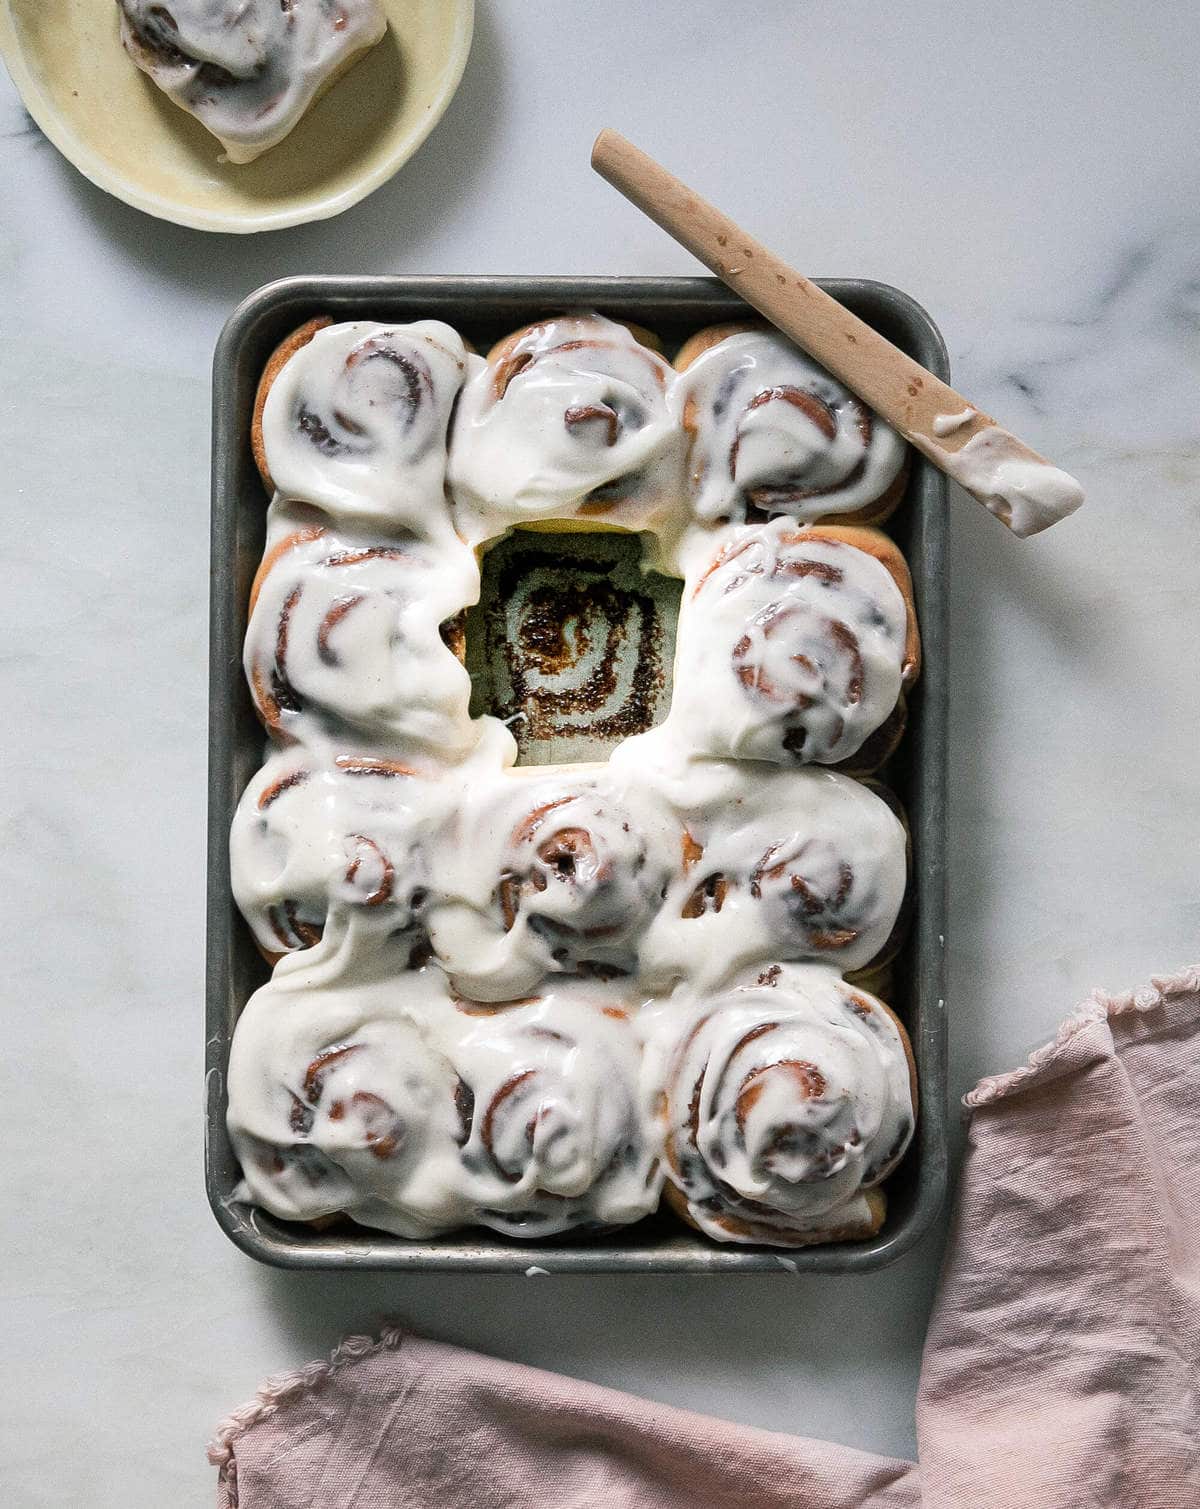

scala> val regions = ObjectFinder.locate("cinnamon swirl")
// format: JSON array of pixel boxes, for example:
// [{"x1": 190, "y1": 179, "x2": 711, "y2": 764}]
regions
[
  {"x1": 673, "y1": 323, "x2": 908, "y2": 527},
  {"x1": 255, "y1": 320, "x2": 469, "y2": 536},
  {"x1": 667, "y1": 519, "x2": 919, "y2": 769},
  {"x1": 447, "y1": 315, "x2": 685, "y2": 544},
  {"x1": 117, "y1": 1, "x2": 387, "y2": 164},
  {"x1": 649, "y1": 965, "x2": 916, "y2": 1246},
  {"x1": 243, "y1": 525, "x2": 480, "y2": 758}
]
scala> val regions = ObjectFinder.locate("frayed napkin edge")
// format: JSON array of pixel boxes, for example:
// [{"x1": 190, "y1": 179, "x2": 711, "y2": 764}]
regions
[
  {"x1": 207, "y1": 1323, "x2": 406, "y2": 1476},
  {"x1": 964, "y1": 964, "x2": 1200, "y2": 1112}
]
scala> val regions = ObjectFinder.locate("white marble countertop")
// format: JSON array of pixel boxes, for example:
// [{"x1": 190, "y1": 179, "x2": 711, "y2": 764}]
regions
[{"x1": 3, "y1": 3, "x2": 1197, "y2": 1503}]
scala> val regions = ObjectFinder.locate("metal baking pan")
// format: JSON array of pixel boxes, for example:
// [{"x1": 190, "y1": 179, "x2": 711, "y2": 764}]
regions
[{"x1": 207, "y1": 275, "x2": 949, "y2": 1272}]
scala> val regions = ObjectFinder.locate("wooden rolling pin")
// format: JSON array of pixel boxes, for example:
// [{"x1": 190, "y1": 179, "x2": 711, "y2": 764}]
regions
[{"x1": 591, "y1": 129, "x2": 1083, "y2": 538}]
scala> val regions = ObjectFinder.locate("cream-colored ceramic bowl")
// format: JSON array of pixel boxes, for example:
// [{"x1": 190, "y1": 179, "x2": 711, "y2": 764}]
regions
[{"x1": 0, "y1": 0, "x2": 473, "y2": 233}]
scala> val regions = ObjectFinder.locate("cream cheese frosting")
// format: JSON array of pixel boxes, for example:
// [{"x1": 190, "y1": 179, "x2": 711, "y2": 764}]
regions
[
  {"x1": 935, "y1": 425, "x2": 1085, "y2": 537},
  {"x1": 423, "y1": 764, "x2": 683, "y2": 1003},
  {"x1": 654, "y1": 519, "x2": 913, "y2": 767},
  {"x1": 673, "y1": 328, "x2": 908, "y2": 527},
  {"x1": 243, "y1": 522, "x2": 482, "y2": 760},
  {"x1": 644, "y1": 964, "x2": 915, "y2": 1244},
  {"x1": 227, "y1": 313, "x2": 922, "y2": 1247},
  {"x1": 117, "y1": 0, "x2": 387, "y2": 164},
  {"x1": 447, "y1": 316, "x2": 686, "y2": 549},
  {"x1": 227, "y1": 927, "x2": 663, "y2": 1238},
  {"x1": 613, "y1": 755, "x2": 909, "y2": 991},
  {"x1": 260, "y1": 321, "x2": 469, "y2": 537},
  {"x1": 229, "y1": 746, "x2": 456, "y2": 960}
]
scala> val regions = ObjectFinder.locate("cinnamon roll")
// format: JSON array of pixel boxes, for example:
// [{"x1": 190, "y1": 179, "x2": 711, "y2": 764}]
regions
[
  {"x1": 447, "y1": 315, "x2": 685, "y2": 544},
  {"x1": 667, "y1": 520, "x2": 919, "y2": 769},
  {"x1": 243, "y1": 525, "x2": 480, "y2": 758},
  {"x1": 451, "y1": 984, "x2": 661, "y2": 1236},
  {"x1": 117, "y1": 1, "x2": 387, "y2": 164},
  {"x1": 427, "y1": 771, "x2": 679, "y2": 1003},
  {"x1": 227, "y1": 963, "x2": 477, "y2": 1237},
  {"x1": 635, "y1": 760, "x2": 908, "y2": 989},
  {"x1": 650, "y1": 966, "x2": 916, "y2": 1245},
  {"x1": 255, "y1": 320, "x2": 469, "y2": 535},
  {"x1": 673, "y1": 323, "x2": 908, "y2": 527},
  {"x1": 230, "y1": 747, "x2": 451, "y2": 963}
]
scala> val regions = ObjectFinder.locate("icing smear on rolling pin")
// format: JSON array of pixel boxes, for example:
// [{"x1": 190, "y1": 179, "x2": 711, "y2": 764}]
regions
[{"x1": 934, "y1": 424, "x2": 1084, "y2": 537}]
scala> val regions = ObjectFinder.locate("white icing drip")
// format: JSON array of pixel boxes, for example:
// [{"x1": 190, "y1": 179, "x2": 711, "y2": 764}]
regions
[
  {"x1": 447, "y1": 316, "x2": 686, "y2": 547},
  {"x1": 937, "y1": 426, "x2": 1084, "y2": 537},
  {"x1": 672, "y1": 329, "x2": 907, "y2": 526},
  {"x1": 242, "y1": 524, "x2": 482, "y2": 759},
  {"x1": 658, "y1": 519, "x2": 911, "y2": 766},
  {"x1": 117, "y1": 0, "x2": 387, "y2": 163},
  {"x1": 261, "y1": 321, "x2": 468, "y2": 536},
  {"x1": 643, "y1": 965, "x2": 914, "y2": 1243},
  {"x1": 931, "y1": 407, "x2": 976, "y2": 437}
]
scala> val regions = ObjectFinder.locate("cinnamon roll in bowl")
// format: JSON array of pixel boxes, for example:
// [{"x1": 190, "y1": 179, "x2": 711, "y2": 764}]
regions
[
  {"x1": 118, "y1": 1, "x2": 388, "y2": 165},
  {"x1": 649, "y1": 965, "x2": 916, "y2": 1246}
]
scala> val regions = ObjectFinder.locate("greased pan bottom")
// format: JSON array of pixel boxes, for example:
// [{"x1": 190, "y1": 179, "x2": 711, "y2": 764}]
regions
[{"x1": 207, "y1": 276, "x2": 949, "y2": 1273}]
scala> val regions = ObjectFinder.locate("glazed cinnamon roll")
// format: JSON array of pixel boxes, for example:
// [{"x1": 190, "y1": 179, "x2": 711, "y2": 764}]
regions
[
  {"x1": 636, "y1": 761, "x2": 908, "y2": 989},
  {"x1": 118, "y1": 1, "x2": 387, "y2": 164},
  {"x1": 668, "y1": 519, "x2": 919, "y2": 769},
  {"x1": 447, "y1": 315, "x2": 685, "y2": 543},
  {"x1": 650, "y1": 966, "x2": 916, "y2": 1245},
  {"x1": 427, "y1": 772, "x2": 679, "y2": 1003},
  {"x1": 673, "y1": 323, "x2": 908, "y2": 527},
  {"x1": 227, "y1": 964, "x2": 477, "y2": 1237},
  {"x1": 255, "y1": 320, "x2": 469, "y2": 535},
  {"x1": 230, "y1": 747, "x2": 451, "y2": 963},
  {"x1": 243, "y1": 525, "x2": 480, "y2": 758},
  {"x1": 451, "y1": 984, "x2": 661, "y2": 1236}
]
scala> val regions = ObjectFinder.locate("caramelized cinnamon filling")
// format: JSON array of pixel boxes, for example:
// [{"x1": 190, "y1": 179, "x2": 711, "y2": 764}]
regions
[
  {"x1": 480, "y1": 1069, "x2": 539, "y2": 1181},
  {"x1": 333, "y1": 755, "x2": 417, "y2": 779},
  {"x1": 316, "y1": 593, "x2": 364, "y2": 666},
  {"x1": 344, "y1": 834, "x2": 394, "y2": 907},
  {"x1": 564, "y1": 403, "x2": 620, "y2": 446},
  {"x1": 681, "y1": 872, "x2": 728, "y2": 918},
  {"x1": 257, "y1": 766, "x2": 309, "y2": 810}
]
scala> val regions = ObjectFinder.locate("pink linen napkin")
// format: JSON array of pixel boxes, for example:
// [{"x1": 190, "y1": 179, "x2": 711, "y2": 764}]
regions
[{"x1": 210, "y1": 967, "x2": 1200, "y2": 1508}]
